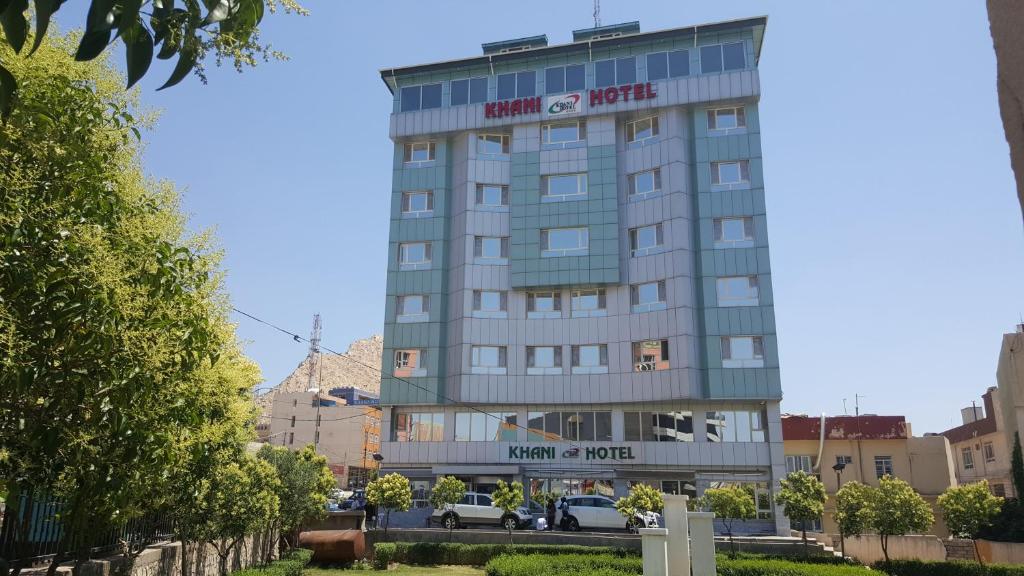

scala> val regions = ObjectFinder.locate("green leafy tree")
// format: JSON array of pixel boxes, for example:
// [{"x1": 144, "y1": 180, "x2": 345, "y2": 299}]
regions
[
  {"x1": 869, "y1": 475, "x2": 934, "y2": 564},
  {"x1": 491, "y1": 480, "x2": 524, "y2": 543},
  {"x1": 204, "y1": 455, "x2": 280, "y2": 576},
  {"x1": 1013, "y1": 433, "x2": 1024, "y2": 500},
  {"x1": 429, "y1": 476, "x2": 466, "y2": 541},
  {"x1": 702, "y1": 486, "x2": 756, "y2": 557},
  {"x1": 775, "y1": 471, "x2": 827, "y2": 555},
  {"x1": 257, "y1": 444, "x2": 335, "y2": 553},
  {"x1": 0, "y1": 0, "x2": 308, "y2": 117},
  {"x1": 365, "y1": 473, "x2": 412, "y2": 537},
  {"x1": 833, "y1": 481, "x2": 874, "y2": 558},
  {"x1": 615, "y1": 484, "x2": 664, "y2": 532},
  {"x1": 938, "y1": 481, "x2": 1003, "y2": 564}
]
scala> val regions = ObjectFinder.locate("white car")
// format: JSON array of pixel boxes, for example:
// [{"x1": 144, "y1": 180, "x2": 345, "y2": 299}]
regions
[
  {"x1": 556, "y1": 495, "x2": 660, "y2": 532},
  {"x1": 431, "y1": 492, "x2": 533, "y2": 531}
]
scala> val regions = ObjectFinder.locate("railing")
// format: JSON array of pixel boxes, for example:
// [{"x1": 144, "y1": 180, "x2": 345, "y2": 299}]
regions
[{"x1": 0, "y1": 489, "x2": 173, "y2": 566}]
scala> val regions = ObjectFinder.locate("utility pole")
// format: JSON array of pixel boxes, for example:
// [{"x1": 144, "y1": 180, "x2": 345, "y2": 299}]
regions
[
  {"x1": 305, "y1": 314, "x2": 323, "y2": 453},
  {"x1": 593, "y1": 0, "x2": 600, "y2": 27},
  {"x1": 854, "y1": 394, "x2": 864, "y2": 416}
]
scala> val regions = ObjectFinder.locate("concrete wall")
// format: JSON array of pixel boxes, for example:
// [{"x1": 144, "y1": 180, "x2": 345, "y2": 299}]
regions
[
  {"x1": 841, "y1": 535, "x2": 947, "y2": 565},
  {"x1": 979, "y1": 539, "x2": 1024, "y2": 564}
]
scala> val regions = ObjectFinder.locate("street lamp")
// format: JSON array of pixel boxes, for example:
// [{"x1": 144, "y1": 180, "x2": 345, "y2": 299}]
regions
[{"x1": 832, "y1": 461, "x2": 846, "y2": 557}]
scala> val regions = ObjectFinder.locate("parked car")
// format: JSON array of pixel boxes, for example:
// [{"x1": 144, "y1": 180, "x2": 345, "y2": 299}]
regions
[
  {"x1": 430, "y1": 492, "x2": 532, "y2": 531},
  {"x1": 556, "y1": 495, "x2": 660, "y2": 532}
]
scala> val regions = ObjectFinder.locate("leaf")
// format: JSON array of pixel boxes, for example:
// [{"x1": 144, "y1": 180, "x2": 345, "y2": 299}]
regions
[
  {"x1": 0, "y1": 1, "x2": 11, "y2": 15},
  {"x1": 75, "y1": 29, "x2": 111, "y2": 61},
  {"x1": 29, "y1": 0, "x2": 64, "y2": 55},
  {"x1": 0, "y1": 59, "x2": 15, "y2": 120},
  {"x1": 123, "y1": 21, "x2": 153, "y2": 88},
  {"x1": 115, "y1": 0, "x2": 142, "y2": 33},
  {"x1": 201, "y1": 0, "x2": 229, "y2": 25},
  {"x1": 157, "y1": 41, "x2": 196, "y2": 90},
  {"x1": 76, "y1": 0, "x2": 116, "y2": 61},
  {"x1": 0, "y1": 0, "x2": 28, "y2": 54}
]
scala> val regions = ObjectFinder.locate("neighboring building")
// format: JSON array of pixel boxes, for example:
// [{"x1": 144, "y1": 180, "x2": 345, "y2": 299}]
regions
[
  {"x1": 987, "y1": 0, "x2": 1024, "y2": 220},
  {"x1": 782, "y1": 414, "x2": 956, "y2": 536},
  {"x1": 377, "y1": 17, "x2": 789, "y2": 534},
  {"x1": 329, "y1": 386, "x2": 381, "y2": 406},
  {"x1": 997, "y1": 325, "x2": 1024, "y2": 476},
  {"x1": 268, "y1": 391, "x2": 382, "y2": 488},
  {"x1": 940, "y1": 387, "x2": 1013, "y2": 498}
]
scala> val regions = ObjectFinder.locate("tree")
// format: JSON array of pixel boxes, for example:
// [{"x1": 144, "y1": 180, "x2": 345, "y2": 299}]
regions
[
  {"x1": 0, "y1": 28, "x2": 262, "y2": 576},
  {"x1": 204, "y1": 455, "x2": 280, "y2": 576},
  {"x1": 775, "y1": 471, "x2": 827, "y2": 556},
  {"x1": 257, "y1": 444, "x2": 336, "y2": 553},
  {"x1": 938, "y1": 481, "x2": 1003, "y2": 564},
  {"x1": 365, "y1": 473, "x2": 412, "y2": 537},
  {"x1": 834, "y1": 481, "x2": 874, "y2": 558},
  {"x1": 491, "y1": 480, "x2": 524, "y2": 544},
  {"x1": 702, "y1": 486, "x2": 756, "y2": 557},
  {"x1": 1013, "y1": 433, "x2": 1024, "y2": 500},
  {"x1": 429, "y1": 476, "x2": 466, "y2": 542},
  {"x1": 0, "y1": 0, "x2": 308, "y2": 118},
  {"x1": 868, "y1": 475, "x2": 934, "y2": 564},
  {"x1": 615, "y1": 484, "x2": 664, "y2": 533}
]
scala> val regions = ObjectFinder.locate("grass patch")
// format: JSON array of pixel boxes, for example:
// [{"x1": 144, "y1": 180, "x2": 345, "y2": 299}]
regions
[
  {"x1": 484, "y1": 553, "x2": 642, "y2": 576},
  {"x1": 718, "y1": 558, "x2": 883, "y2": 575},
  {"x1": 371, "y1": 542, "x2": 638, "y2": 567},
  {"x1": 873, "y1": 559, "x2": 1024, "y2": 576},
  {"x1": 305, "y1": 565, "x2": 483, "y2": 576}
]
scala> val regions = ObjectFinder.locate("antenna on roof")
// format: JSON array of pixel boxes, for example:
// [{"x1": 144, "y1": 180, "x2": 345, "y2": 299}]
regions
[
  {"x1": 593, "y1": 0, "x2": 601, "y2": 27},
  {"x1": 305, "y1": 314, "x2": 322, "y2": 393}
]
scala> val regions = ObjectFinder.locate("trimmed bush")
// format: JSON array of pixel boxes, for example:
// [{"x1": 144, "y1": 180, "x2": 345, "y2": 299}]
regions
[
  {"x1": 874, "y1": 559, "x2": 1024, "y2": 576},
  {"x1": 372, "y1": 542, "x2": 396, "y2": 570},
  {"x1": 718, "y1": 558, "x2": 886, "y2": 576},
  {"x1": 230, "y1": 547, "x2": 312, "y2": 576},
  {"x1": 371, "y1": 542, "x2": 638, "y2": 567},
  {"x1": 485, "y1": 553, "x2": 642, "y2": 576},
  {"x1": 719, "y1": 552, "x2": 855, "y2": 565}
]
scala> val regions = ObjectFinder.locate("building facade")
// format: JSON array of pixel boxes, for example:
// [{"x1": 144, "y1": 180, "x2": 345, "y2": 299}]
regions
[
  {"x1": 783, "y1": 414, "x2": 957, "y2": 536},
  {"x1": 941, "y1": 387, "x2": 1013, "y2": 498},
  {"x1": 378, "y1": 17, "x2": 787, "y2": 534}
]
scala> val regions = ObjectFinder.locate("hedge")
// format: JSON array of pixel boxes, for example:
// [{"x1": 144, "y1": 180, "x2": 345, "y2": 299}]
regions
[
  {"x1": 371, "y1": 542, "x2": 638, "y2": 567},
  {"x1": 874, "y1": 559, "x2": 1024, "y2": 576},
  {"x1": 717, "y1": 558, "x2": 888, "y2": 576},
  {"x1": 484, "y1": 553, "x2": 642, "y2": 576},
  {"x1": 231, "y1": 547, "x2": 312, "y2": 576},
  {"x1": 720, "y1": 552, "x2": 855, "y2": 565}
]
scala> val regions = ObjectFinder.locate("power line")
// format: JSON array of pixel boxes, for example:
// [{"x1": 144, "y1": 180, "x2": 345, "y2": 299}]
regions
[{"x1": 232, "y1": 307, "x2": 629, "y2": 466}]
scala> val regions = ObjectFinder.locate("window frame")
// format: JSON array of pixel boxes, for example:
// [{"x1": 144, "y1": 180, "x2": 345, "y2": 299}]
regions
[
  {"x1": 496, "y1": 70, "x2": 536, "y2": 99},
  {"x1": 450, "y1": 77, "x2": 488, "y2": 106},
  {"x1": 393, "y1": 412, "x2": 444, "y2": 442},
  {"x1": 398, "y1": 241, "x2": 432, "y2": 271},
  {"x1": 632, "y1": 339, "x2": 670, "y2": 372},
  {"x1": 983, "y1": 442, "x2": 996, "y2": 463},
  {"x1": 472, "y1": 290, "x2": 507, "y2": 319},
  {"x1": 541, "y1": 120, "x2": 586, "y2": 148},
  {"x1": 626, "y1": 116, "x2": 660, "y2": 146},
  {"x1": 629, "y1": 223, "x2": 665, "y2": 257},
  {"x1": 396, "y1": 294, "x2": 430, "y2": 323},
  {"x1": 471, "y1": 345, "x2": 507, "y2": 375},
  {"x1": 526, "y1": 345, "x2": 563, "y2": 375},
  {"x1": 711, "y1": 160, "x2": 751, "y2": 188},
  {"x1": 477, "y1": 133, "x2": 510, "y2": 156},
  {"x1": 630, "y1": 280, "x2": 667, "y2": 313},
  {"x1": 400, "y1": 83, "x2": 442, "y2": 112},
  {"x1": 713, "y1": 216, "x2": 755, "y2": 248},
  {"x1": 393, "y1": 349, "x2": 427, "y2": 377},
  {"x1": 542, "y1": 173, "x2": 588, "y2": 202},
  {"x1": 474, "y1": 235, "x2": 509, "y2": 264},
  {"x1": 544, "y1": 63, "x2": 586, "y2": 94},
  {"x1": 962, "y1": 447, "x2": 975, "y2": 470},
  {"x1": 570, "y1": 288, "x2": 607, "y2": 318},
  {"x1": 571, "y1": 344, "x2": 609, "y2": 374},
  {"x1": 475, "y1": 184, "x2": 509, "y2": 210},
  {"x1": 875, "y1": 455, "x2": 894, "y2": 478},
  {"x1": 403, "y1": 141, "x2": 436, "y2": 164},
  {"x1": 401, "y1": 190, "x2": 434, "y2": 219},
  {"x1": 646, "y1": 49, "x2": 690, "y2": 81},
  {"x1": 721, "y1": 335, "x2": 765, "y2": 368},
  {"x1": 541, "y1": 227, "x2": 589, "y2": 257},
  {"x1": 700, "y1": 41, "x2": 746, "y2": 74},
  {"x1": 707, "y1": 106, "x2": 747, "y2": 133},
  {"x1": 527, "y1": 291, "x2": 562, "y2": 319},
  {"x1": 628, "y1": 168, "x2": 662, "y2": 200},
  {"x1": 716, "y1": 275, "x2": 760, "y2": 307},
  {"x1": 595, "y1": 56, "x2": 636, "y2": 87}
]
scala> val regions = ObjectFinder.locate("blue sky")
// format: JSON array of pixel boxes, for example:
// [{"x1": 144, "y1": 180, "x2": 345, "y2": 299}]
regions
[{"x1": 62, "y1": 1, "x2": 1024, "y2": 434}]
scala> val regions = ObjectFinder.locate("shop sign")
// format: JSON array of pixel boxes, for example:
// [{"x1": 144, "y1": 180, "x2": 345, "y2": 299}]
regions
[
  {"x1": 484, "y1": 96, "x2": 542, "y2": 119},
  {"x1": 589, "y1": 82, "x2": 657, "y2": 106},
  {"x1": 546, "y1": 93, "x2": 581, "y2": 116},
  {"x1": 507, "y1": 445, "x2": 636, "y2": 461}
]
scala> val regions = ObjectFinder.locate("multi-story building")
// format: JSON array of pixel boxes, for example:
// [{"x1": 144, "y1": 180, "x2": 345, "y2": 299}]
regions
[
  {"x1": 783, "y1": 414, "x2": 957, "y2": 536},
  {"x1": 997, "y1": 325, "x2": 1024, "y2": 455},
  {"x1": 377, "y1": 17, "x2": 787, "y2": 534},
  {"x1": 941, "y1": 387, "x2": 1013, "y2": 498}
]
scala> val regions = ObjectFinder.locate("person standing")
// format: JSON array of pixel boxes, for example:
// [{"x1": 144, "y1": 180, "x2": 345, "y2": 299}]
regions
[
  {"x1": 545, "y1": 498, "x2": 556, "y2": 531},
  {"x1": 558, "y1": 496, "x2": 570, "y2": 530}
]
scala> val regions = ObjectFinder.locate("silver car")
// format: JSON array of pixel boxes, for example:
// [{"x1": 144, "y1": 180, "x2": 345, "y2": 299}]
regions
[{"x1": 431, "y1": 492, "x2": 533, "y2": 531}]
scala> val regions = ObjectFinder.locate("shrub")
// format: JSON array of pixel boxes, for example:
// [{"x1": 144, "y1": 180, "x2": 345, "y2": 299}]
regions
[
  {"x1": 873, "y1": 559, "x2": 1024, "y2": 576},
  {"x1": 485, "y1": 553, "x2": 642, "y2": 576},
  {"x1": 372, "y1": 542, "x2": 639, "y2": 567},
  {"x1": 231, "y1": 548, "x2": 312, "y2": 576},
  {"x1": 718, "y1": 552, "x2": 854, "y2": 565},
  {"x1": 372, "y1": 542, "x2": 396, "y2": 570},
  {"x1": 718, "y1": 558, "x2": 884, "y2": 576}
]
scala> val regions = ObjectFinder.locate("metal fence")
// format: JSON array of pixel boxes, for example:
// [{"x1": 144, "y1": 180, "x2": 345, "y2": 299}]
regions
[{"x1": 0, "y1": 490, "x2": 174, "y2": 566}]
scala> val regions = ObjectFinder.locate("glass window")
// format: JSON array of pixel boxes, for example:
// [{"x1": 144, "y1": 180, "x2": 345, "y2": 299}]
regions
[
  {"x1": 421, "y1": 83, "x2": 442, "y2": 109},
  {"x1": 875, "y1": 456, "x2": 893, "y2": 478},
  {"x1": 669, "y1": 49, "x2": 689, "y2": 77},
  {"x1": 595, "y1": 412, "x2": 612, "y2": 441},
  {"x1": 528, "y1": 412, "x2": 545, "y2": 441},
  {"x1": 545, "y1": 412, "x2": 561, "y2": 439},
  {"x1": 962, "y1": 448, "x2": 975, "y2": 470},
  {"x1": 836, "y1": 455, "x2": 853, "y2": 466},
  {"x1": 474, "y1": 290, "x2": 506, "y2": 312},
  {"x1": 647, "y1": 52, "x2": 668, "y2": 81},
  {"x1": 517, "y1": 70, "x2": 536, "y2": 96},
  {"x1": 712, "y1": 160, "x2": 750, "y2": 185},
  {"x1": 628, "y1": 169, "x2": 662, "y2": 198},
  {"x1": 476, "y1": 184, "x2": 508, "y2": 207},
  {"x1": 571, "y1": 289, "x2": 606, "y2": 317},
  {"x1": 545, "y1": 66, "x2": 564, "y2": 94},
  {"x1": 630, "y1": 224, "x2": 664, "y2": 256},
  {"x1": 565, "y1": 64, "x2": 585, "y2": 91},
  {"x1": 474, "y1": 236, "x2": 508, "y2": 260},
  {"x1": 471, "y1": 346, "x2": 506, "y2": 374},
  {"x1": 700, "y1": 45, "x2": 723, "y2": 74},
  {"x1": 397, "y1": 294, "x2": 429, "y2": 322},
  {"x1": 630, "y1": 280, "x2": 667, "y2": 313},
  {"x1": 394, "y1": 349, "x2": 426, "y2": 377},
  {"x1": 401, "y1": 191, "x2": 433, "y2": 217},
  {"x1": 701, "y1": 42, "x2": 745, "y2": 74},
  {"x1": 450, "y1": 77, "x2": 488, "y2": 106},
  {"x1": 721, "y1": 336, "x2": 765, "y2": 368},
  {"x1": 527, "y1": 346, "x2": 562, "y2": 372},
  {"x1": 714, "y1": 217, "x2": 754, "y2": 247},
  {"x1": 786, "y1": 455, "x2": 814, "y2": 474},
  {"x1": 541, "y1": 121, "x2": 586, "y2": 145},
  {"x1": 723, "y1": 42, "x2": 745, "y2": 70},
  {"x1": 716, "y1": 276, "x2": 759, "y2": 306},
  {"x1": 706, "y1": 410, "x2": 765, "y2": 442},
  {"x1": 616, "y1": 57, "x2": 636, "y2": 84},
  {"x1": 470, "y1": 77, "x2": 488, "y2": 103},
  {"x1": 708, "y1": 107, "x2": 746, "y2": 131},
  {"x1": 455, "y1": 412, "x2": 516, "y2": 442},
  {"x1": 543, "y1": 173, "x2": 587, "y2": 200},
  {"x1": 393, "y1": 412, "x2": 443, "y2": 442},
  {"x1": 497, "y1": 73, "x2": 516, "y2": 99},
  {"x1": 400, "y1": 86, "x2": 421, "y2": 112},
  {"x1": 625, "y1": 411, "x2": 692, "y2": 441},
  {"x1": 477, "y1": 134, "x2": 510, "y2": 155},
  {"x1": 595, "y1": 59, "x2": 616, "y2": 87},
  {"x1": 450, "y1": 79, "x2": 468, "y2": 106},
  {"x1": 571, "y1": 345, "x2": 608, "y2": 374},
  {"x1": 398, "y1": 242, "x2": 431, "y2": 270},
  {"x1": 984, "y1": 442, "x2": 996, "y2": 463},
  {"x1": 648, "y1": 50, "x2": 690, "y2": 80},
  {"x1": 994, "y1": 483, "x2": 1006, "y2": 497},
  {"x1": 541, "y1": 227, "x2": 588, "y2": 256},
  {"x1": 626, "y1": 116, "x2": 659, "y2": 144},
  {"x1": 527, "y1": 291, "x2": 561, "y2": 318},
  {"x1": 633, "y1": 340, "x2": 670, "y2": 371},
  {"x1": 404, "y1": 142, "x2": 436, "y2": 163}
]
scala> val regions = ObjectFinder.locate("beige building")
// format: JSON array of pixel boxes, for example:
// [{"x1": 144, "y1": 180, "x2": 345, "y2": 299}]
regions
[
  {"x1": 782, "y1": 414, "x2": 956, "y2": 536},
  {"x1": 941, "y1": 387, "x2": 1013, "y2": 498},
  {"x1": 268, "y1": 391, "x2": 382, "y2": 488},
  {"x1": 987, "y1": 0, "x2": 1024, "y2": 220},
  {"x1": 997, "y1": 327, "x2": 1024, "y2": 453}
]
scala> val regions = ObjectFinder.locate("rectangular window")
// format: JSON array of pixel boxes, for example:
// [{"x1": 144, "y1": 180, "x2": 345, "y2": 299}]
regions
[
  {"x1": 527, "y1": 411, "x2": 610, "y2": 442},
  {"x1": 398, "y1": 242, "x2": 431, "y2": 271},
  {"x1": 450, "y1": 77, "x2": 488, "y2": 106},
  {"x1": 476, "y1": 184, "x2": 509, "y2": 208},
  {"x1": 963, "y1": 448, "x2": 975, "y2": 470},
  {"x1": 527, "y1": 291, "x2": 561, "y2": 319},
  {"x1": 571, "y1": 344, "x2": 608, "y2": 374},
  {"x1": 541, "y1": 121, "x2": 586, "y2": 146},
  {"x1": 595, "y1": 57, "x2": 636, "y2": 87},
  {"x1": 477, "y1": 134, "x2": 510, "y2": 155},
  {"x1": 497, "y1": 70, "x2": 536, "y2": 99},
  {"x1": 646, "y1": 49, "x2": 690, "y2": 81},
  {"x1": 984, "y1": 442, "x2": 996, "y2": 463},
  {"x1": 716, "y1": 276, "x2": 759, "y2": 307},
  {"x1": 711, "y1": 160, "x2": 750, "y2": 186},
  {"x1": 471, "y1": 345, "x2": 507, "y2": 375},
  {"x1": 401, "y1": 191, "x2": 433, "y2": 218},
  {"x1": 706, "y1": 410, "x2": 766, "y2": 442},
  {"x1": 527, "y1": 346, "x2": 562, "y2": 375},
  {"x1": 629, "y1": 223, "x2": 665, "y2": 257},
  {"x1": 393, "y1": 349, "x2": 427, "y2": 377},
  {"x1": 700, "y1": 42, "x2": 745, "y2": 74},
  {"x1": 993, "y1": 483, "x2": 1006, "y2": 497},
  {"x1": 708, "y1": 107, "x2": 747, "y2": 131},
  {"x1": 541, "y1": 227, "x2": 588, "y2": 257},
  {"x1": 403, "y1": 142, "x2": 436, "y2": 164},
  {"x1": 393, "y1": 412, "x2": 444, "y2": 442},
  {"x1": 626, "y1": 116, "x2": 659, "y2": 145},
  {"x1": 875, "y1": 456, "x2": 894, "y2": 478},
  {"x1": 571, "y1": 288, "x2": 606, "y2": 318},
  {"x1": 542, "y1": 173, "x2": 587, "y2": 201},
  {"x1": 474, "y1": 236, "x2": 509, "y2": 262},
  {"x1": 628, "y1": 169, "x2": 662, "y2": 199},
  {"x1": 721, "y1": 336, "x2": 765, "y2": 368},
  {"x1": 396, "y1": 294, "x2": 429, "y2": 323},
  {"x1": 454, "y1": 412, "x2": 517, "y2": 442},
  {"x1": 472, "y1": 290, "x2": 507, "y2": 318},
  {"x1": 633, "y1": 340, "x2": 670, "y2": 372},
  {"x1": 836, "y1": 455, "x2": 853, "y2": 466},
  {"x1": 399, "y1": 83, "x2": 442, "y2": 112},
  {"x1": 545, "y1": 64, "x2": 585, "y2": 93},
  {"x1": 624, "y1": 411, "x2": 693, "y2": 442},
  {"x1": 713, "y1": 217, "x2": 754, "y2": 248},
  {"x1": 630, "y1": 280, "x2": 667, "y2": 313},
  {"x1": 786, "y1": 455, "x2": 814, "y2": 474}
]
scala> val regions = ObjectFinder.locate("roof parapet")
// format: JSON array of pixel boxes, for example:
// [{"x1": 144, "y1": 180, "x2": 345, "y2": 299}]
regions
[
  {"x1": 482, "y1": 34, "x2": 548, "y2": 55},
  {"x1": 572, "y1": 21, "x2": 640, "y2": 42}
]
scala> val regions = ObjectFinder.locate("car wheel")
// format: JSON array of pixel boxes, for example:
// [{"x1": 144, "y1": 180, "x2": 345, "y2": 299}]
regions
[
  {"x1": 502, "y1": 515, "x2": 518, "y2": 531},
  {"x1": 442, "y1": 513, "x2": 460, "y2": 530},
  {"x1": 566, "y1": 516, "x2": 580, "y2": 532}
]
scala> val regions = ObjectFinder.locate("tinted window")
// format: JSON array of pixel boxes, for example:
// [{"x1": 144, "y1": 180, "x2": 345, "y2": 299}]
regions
[
  {"x1": 565, "y1": 64, "x2": 585, "y2": 90},
  {"x1": 647, "y1": 53, "x2": 668, "y2": 81},
  {"x1": 669, "y1": 49, "x2": 689, "y2": 77},
  {"x1": 723, "y1": 42, "x2": 745, "y2": 70},
  {"x1": 700, "y1": 45, "x2": 722, "y2": 73},
  {"x1": 616, "y1": 57, "x2": 636, "y2": 84},
  {"x1": 517, "y1": 71, "x2": 536, "y2": 96},
  {"x1": 595, "y1": 60, "x2": 615, "y2": 87},
  {"x1": 477, "y1": 495, "x2": 493, "y2": 506},
  {"x1": 497, "y1": 73, "x2": 516, "y2": 99},
  {"x1": 460, "y1": 494, "x2": 474, "y2": 505},
  {"x1": 400, "y1": 86, "x2": 420, "y2": 112},
  {"x1": 421, "y1": 84, "x2": 442, "y2": 109},
  {"x1": 470, "y1": 77, "x2": 488, "y2": 103},
  {"x1": 546, "y1": 67, "x2": 564, "y2": 94},
  {"x1": 450, "y1": 79, "x2": 468, "y2": 106}
]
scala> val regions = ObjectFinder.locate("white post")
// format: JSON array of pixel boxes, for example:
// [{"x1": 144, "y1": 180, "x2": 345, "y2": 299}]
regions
[
  {"x1": 662, "y1": 494, "x2": 691, "y2": 576},
  {"x1": 639, "y1": 528, "x2": 669, "y2": 576},
  {"x1": 688, "y1": 512, "x2": 717, "y2": 576}
]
